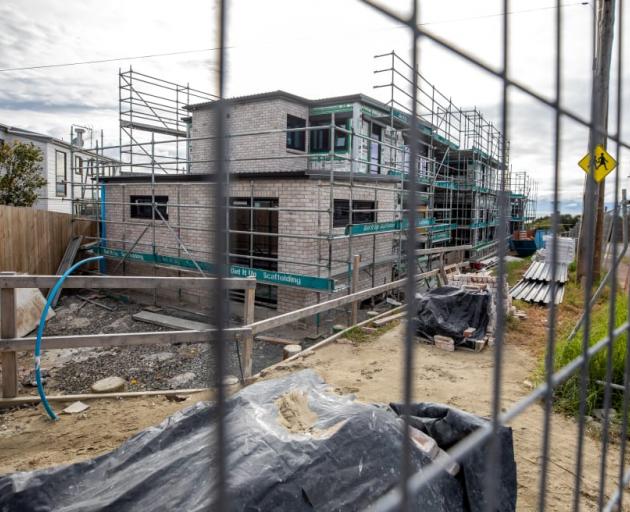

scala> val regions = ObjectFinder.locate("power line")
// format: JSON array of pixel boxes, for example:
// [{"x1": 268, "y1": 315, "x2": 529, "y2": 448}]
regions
[
  {"x1": 0, "y1": 47, "x2": 227, "y2": 73},
  {"x1": 0, "y1": 2, "x2": 589, "y2": 74}
]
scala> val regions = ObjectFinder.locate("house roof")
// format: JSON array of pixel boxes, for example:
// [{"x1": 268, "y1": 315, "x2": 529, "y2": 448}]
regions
[
  {"x1": 185, "y1": 90, "x2": 392, "y2": 114},
  {"x1": 0, "y1": 122, "x2": 119, "y2": 162}
]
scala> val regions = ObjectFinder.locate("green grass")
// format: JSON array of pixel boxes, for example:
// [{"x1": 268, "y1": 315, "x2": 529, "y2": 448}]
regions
[
  {"x1": 505, "y1": 256, "x2": 531, "y2": 287},
  {"x1": 344, "y1": 322, "x2": 398, "y2": 343},
  {"x1": 548, "y1": 283, "x2": 628, "y2": 417}
]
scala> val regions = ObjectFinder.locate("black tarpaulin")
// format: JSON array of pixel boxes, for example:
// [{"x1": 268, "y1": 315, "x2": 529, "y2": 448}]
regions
[
  {"x1": 415, "y1": 286, "x2": 491, "y2": 344},
  {"x1": 0, "y1": 370, "x2": 515, "y2": 511}
]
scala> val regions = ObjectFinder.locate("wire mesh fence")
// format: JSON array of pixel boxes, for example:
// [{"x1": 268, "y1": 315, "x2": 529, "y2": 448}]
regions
[{"x1": 204, "y1": 0, "x2": 630, "y2": 510}]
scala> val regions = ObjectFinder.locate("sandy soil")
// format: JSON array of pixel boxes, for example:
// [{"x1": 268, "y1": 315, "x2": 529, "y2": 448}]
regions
[{"x1": 0, "y1": 319, "x2": 627, "y2": 511}]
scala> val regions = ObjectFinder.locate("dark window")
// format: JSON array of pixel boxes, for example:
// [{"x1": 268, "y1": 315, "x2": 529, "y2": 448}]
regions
[
  {"x1": 130, "y1": 195, "x2": 169, "y2": 220},
  {"x1": 74, "y1": 156, "x2": 83, "y2": 175},
  {"x1": 230, "y1": 197, "x2": 279, "y2": 305},
  {"x1": 369, "y1": 123, "x2": 383, "y2": 174},
  {"x1": 286, "y1": 115, "x2": 306, "y2": 151},
  {"x1": 333, "y1": 199, "x2": 376, "y2": 227},
  {"x1": 55, "y1": 150, "x2": 67, "y2": 197},
  {"x1": 309, "y1": 118, "x2": 349, "y2": 153}
]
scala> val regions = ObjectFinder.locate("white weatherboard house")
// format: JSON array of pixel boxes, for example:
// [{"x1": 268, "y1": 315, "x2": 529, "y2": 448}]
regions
[{"x1": 0, "y1": 123, "x2": 117, "y2": 214}]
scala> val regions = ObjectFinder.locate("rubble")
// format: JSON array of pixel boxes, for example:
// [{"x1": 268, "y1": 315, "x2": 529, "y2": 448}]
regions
[
  {"x1": 62, "y1": 401, "x2": 90, "y2": 414},
  {"x1": 91, "y1": 376, "x2": 126, "y2": 393}
]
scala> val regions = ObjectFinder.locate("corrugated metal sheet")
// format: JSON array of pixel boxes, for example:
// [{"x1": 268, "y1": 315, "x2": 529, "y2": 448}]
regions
[
  {"x1": 522, "y1": 261, "x2": 568, "y2": 283},
  {"x1": 510, "y1": 279, "x2": 565, "y2": 304}
]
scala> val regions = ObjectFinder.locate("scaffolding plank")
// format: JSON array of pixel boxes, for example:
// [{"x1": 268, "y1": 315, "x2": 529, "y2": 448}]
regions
[
  {"x1": 48, "y1": 235, "x2": 83, "y2": 307},
  {"x1": 132, "y1": 311, "x2": 212, "y2": 331},
  {"x1": 120, "y1": 120, "x2": 186, "y2": 138}
]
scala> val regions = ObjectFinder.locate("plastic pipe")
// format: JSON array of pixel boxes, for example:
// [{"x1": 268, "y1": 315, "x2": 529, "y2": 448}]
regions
[{"x1": 35, "y1": 255, "x2": 104, "y2": 420}]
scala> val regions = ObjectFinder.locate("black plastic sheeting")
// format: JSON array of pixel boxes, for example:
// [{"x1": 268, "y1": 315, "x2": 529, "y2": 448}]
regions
[
  {"x1": 415, "y1": 286, "x2": 491, "y2": 344},
  {"x1": 390, "y1": 402, "x2": 517, "y2": 512},
  {"x1": 0, "y1": 370, "x2": 516, "y2": 511}
]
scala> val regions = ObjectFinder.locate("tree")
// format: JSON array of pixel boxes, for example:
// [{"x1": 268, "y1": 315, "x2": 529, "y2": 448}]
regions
[{"x1": 0, "y1": 141, "x2": 46, "y2": 207}]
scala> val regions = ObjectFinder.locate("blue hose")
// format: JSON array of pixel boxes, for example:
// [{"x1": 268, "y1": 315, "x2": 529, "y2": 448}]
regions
[{"x1": 35, "y1": 256, "x2": 104, "y2": 420}]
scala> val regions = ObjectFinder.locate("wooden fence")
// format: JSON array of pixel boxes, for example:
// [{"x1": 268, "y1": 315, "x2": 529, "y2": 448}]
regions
[{"x1": 0, "y1": 206, "x2": 95, "y2": 275}]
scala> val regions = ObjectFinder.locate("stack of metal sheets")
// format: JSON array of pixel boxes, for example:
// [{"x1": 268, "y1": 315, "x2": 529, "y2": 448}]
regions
[{"x1": 510, "y1": 261, "x2": 568, "y2": 305}]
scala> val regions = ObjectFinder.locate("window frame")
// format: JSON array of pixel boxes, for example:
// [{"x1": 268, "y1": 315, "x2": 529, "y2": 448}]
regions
[
  {"x1": 333, "y1": 199, "x2": 376, "y2": 228},
  {"x1": 129, "y1": 195, "x2": 169, "y2": 220},
  {"x1": 286, "y1": 114, "x2": 306, "y2": 152},
  {"x1": 55, "y1": 150, "x2": 67, "y2": 197},
  {"x1": 309, "y1": 117, "x2": 351, "y2": 154}
]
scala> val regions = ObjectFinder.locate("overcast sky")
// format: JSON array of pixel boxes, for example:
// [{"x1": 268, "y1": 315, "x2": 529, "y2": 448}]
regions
[{"x1": 1, "y1": 0, "x2": 628, "y2": 215}]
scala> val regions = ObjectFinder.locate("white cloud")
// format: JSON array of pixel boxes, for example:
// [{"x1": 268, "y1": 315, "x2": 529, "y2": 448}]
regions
[{"x1": 0, "y1": 0, "x2": 628, "y2": 215}]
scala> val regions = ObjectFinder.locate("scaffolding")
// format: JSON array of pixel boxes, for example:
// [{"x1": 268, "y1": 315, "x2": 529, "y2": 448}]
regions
[
  {"x1": 67, "y1": 63, "x2": 536, "y2": 321},
  {"x1": 118, "y1": 68, "x2": 217, "y2": 174},
  {"x1": 373, "y1": 50, "x2": 522, "y2": 259},
  {"x1": 509, "y1": 170, "x2": 538, "y2": 233}
]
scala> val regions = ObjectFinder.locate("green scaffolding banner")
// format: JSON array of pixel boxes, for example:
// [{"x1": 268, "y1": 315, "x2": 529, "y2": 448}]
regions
[
  {"x1": 94, "y1": 247, "x2": 336, "y2": 292},
  {"x1": 345, "y1": 217, "x2": 435, "y2": 235}
]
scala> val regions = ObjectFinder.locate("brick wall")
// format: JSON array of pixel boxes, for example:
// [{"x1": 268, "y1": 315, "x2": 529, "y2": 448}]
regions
[
  {"x1": 190, "y1": 98, "x2": 310, "y2": 175},
  {"x1": 103, "y1": 176, "x2": 397, "y2": 314}
]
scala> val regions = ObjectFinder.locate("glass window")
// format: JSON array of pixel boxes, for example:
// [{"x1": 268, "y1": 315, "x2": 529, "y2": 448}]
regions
[
  {"x1": 74, "y1": 156, "x2": 83, "y2": 175},
  {"x1": 309, "y1": 117, "x2": 349, "y2": 153},
  {"x1": 130, "y1": 195, "x2": 169, "y2": 220},
  {"x1": 333, "y1": 199, "x2": 376, "y2": 227},
  {"x1": 55, "y1": 150, "x2": 67, "y2": 197},
  {"x1": 369, "y1": 123, "x2": 383, "y2": 174},
  {"x1": 286, "y1": 115, "x2": 306, "y2": 151}
]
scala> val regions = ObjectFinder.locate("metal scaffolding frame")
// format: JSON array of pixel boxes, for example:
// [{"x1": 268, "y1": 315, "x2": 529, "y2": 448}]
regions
[{"x1": 66, "y1": 67, "x2": 536, "y2": 316}]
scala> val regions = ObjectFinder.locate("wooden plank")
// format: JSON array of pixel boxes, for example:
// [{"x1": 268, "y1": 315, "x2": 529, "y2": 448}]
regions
[
  {"x1": 242, "y1": 286, "x2": 255, "y2": 378},
  {"x1": 133, "y1": 311, "x2": 212, "y2": 331},
  {"x1": 372, "y1": 311, "x2": 406, "y2": 327},
  {"x1": 48, "y1": 235, "x2": 84, "y2": 307},
  {"x1": 0, "y1": 388, "x2": 210, "y2": 407},
  {"x1": 249, "y1": 270, "x2": 439, "y2": 335},
  {"x1": 256, "y1": 335, "x2": 297, "y2": 346},
  {"x1": 0, "y1": 278, "x2": 18, "y2": 398},
  {"x1": 0, "y1": 275, "x2": 256, "y2": 290},
  {"x1": 0, "y1": 328, "x2": 250, "y2": 351}
]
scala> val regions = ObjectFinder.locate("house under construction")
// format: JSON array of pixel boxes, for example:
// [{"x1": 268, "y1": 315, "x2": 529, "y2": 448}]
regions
[{"x1": 68, "y1": 52, "x2": 536, "y2": 314}]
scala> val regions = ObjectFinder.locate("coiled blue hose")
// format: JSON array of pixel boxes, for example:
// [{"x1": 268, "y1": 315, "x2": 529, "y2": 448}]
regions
[{"x1": 35, "y1": 256, "x2": 104, "y2": 420}]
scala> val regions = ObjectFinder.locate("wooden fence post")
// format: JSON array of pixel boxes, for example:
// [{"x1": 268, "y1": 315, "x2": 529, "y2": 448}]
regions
[
  {"x1": 1, "y1": 272, "x2": 18, "y2": 398},
  {"x1": 242, "y1": 278, "x2": 256, "y2": 380},
  {"x1": 351, "y1": 254, "x2": 361, "y2": 325}
]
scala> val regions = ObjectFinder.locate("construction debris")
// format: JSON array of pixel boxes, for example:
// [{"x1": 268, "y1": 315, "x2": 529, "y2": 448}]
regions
[
  {"x1": 434, "y1": 335, "x2": 455, "y2": 352},
  {"x1": 8, "y1": 286, "x2": 55, "y2": 338},
  {"x1": 282, "y1": 344, "x2": 302, "y2": 360},
  {"x1": 77, "y1": 294, "x2": 115, "y2": 312},
  {"x1": 372, "y1": 311, "x2": 406, "y2": 327},
  {"x1": 91, "y1": 376, "x2": 126, "y2": 393},
  {"x1": 62, "y1": 401, "x2": 90, "y2": 414},
  {"x1": 132, "y1": 311, "x2": 211, "y2": 331},
  {"x1": 256, "y1": 335, "x2": 297, "y2": 346}
]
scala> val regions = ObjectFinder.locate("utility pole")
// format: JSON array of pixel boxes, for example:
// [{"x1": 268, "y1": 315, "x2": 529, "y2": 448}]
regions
[{"x1": 577, "y1": 0, "x2": 616, "y2": 282}]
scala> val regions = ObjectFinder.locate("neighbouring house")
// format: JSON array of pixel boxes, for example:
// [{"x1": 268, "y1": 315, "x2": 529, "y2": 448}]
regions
[{"x1": 0, "y1": 123, "x2": 118, "y2": 214}]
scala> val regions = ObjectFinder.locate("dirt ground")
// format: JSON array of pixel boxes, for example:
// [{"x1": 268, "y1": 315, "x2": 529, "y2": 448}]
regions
[{"x1": 0, "y1": 319, "x2": 627, "y2": 510}]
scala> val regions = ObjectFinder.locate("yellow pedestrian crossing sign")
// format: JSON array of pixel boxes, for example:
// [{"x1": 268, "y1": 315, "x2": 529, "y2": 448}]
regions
[{"x1": 578, "y1": 144, "x2": 617, "y2": 182}]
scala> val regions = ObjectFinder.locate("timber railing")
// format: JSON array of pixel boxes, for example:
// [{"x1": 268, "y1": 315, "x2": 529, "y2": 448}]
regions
[
  {"x1": 0, "y1": 272, "x2": 256, "y2": 399},
  {"x1": 0, "y1": 265, "x2": 453, "y2": 401}
]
